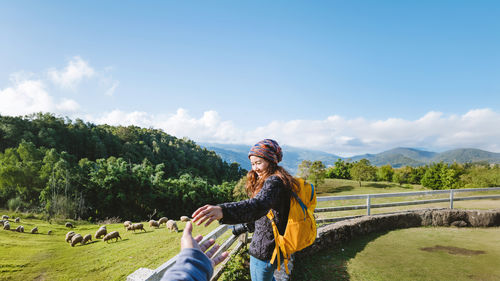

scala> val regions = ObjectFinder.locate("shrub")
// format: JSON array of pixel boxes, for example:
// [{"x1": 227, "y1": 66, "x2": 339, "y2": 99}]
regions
[
  {"x1": 7, "y1": 197, "x2": 24, "y2": 211},
  {"x1": 221, "y1": 247, "x2": 251, "y2": 281}
]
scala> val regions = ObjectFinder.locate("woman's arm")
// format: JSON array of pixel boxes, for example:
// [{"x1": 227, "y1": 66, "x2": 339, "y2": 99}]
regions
[
  {"x1": 218, "y1": 176, "x2": 283, "y2": 224},
  {"x1": 192, "y1": 176, "x2": 283, "y2": 226}
]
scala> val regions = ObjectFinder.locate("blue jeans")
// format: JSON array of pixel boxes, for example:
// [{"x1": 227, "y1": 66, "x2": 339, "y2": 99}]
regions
[{"x1": 250, "y1": 256, "x2": 277, "y2": 281}]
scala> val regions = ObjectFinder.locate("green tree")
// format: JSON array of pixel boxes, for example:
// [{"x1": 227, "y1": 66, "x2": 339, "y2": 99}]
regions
[
  {"x1": 421, "y1": 162, "x2": 464, "y2": 190},
  {"x1": 325, "y1": 158, "x2": 351, "y2": 179},
  {"x1": 393, "y1": 166, "x2": 412, "y2": 185},
  {"x1": 309, "y1": 161, "x2": 326, "y2": 188},
  {"x1": 350, "y1": 159, "x2": 376, "y2": 187},
  {"x1": 297, "y1": 160, "x2": 312, "y2": 179},
  {"x1": 376, "y1": 164, "x2": 394, "y2": 182}
]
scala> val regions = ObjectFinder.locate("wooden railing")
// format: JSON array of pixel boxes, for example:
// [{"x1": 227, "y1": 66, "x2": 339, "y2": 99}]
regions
[{"x1": 128, "y1": 187, "x2": 500, "y2": 280}]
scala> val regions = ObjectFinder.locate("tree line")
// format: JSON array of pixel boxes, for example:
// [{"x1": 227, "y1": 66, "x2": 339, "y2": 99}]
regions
[
  {"x1": 297, "y1": 158, "x2": 500, "y2": 190},
  {"x1": 0, "y1": 113, "x2": 246, "y2": 221}
]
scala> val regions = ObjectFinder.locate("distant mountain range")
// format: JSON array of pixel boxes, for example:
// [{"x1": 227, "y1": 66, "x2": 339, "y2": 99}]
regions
[{"x1": 200, "y1": 143, "x2": 500, "y2": 174}]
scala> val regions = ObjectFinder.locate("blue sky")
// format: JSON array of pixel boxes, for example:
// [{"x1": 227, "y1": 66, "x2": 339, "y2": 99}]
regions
[{"x1": 1, "y1": 1, "x2": 499, "y2": 156}]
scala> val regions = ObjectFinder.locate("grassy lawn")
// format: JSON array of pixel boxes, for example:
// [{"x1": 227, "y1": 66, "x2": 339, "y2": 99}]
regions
[
  {"x1": 0, "y1": 212, "x2": 229, "y2": 281},
  {"x1": 1, "y1": 179, "x2": 498, "y2": 281},
  {"x1": 294, "y1": 226, "x2": 500, "y2": 281}
]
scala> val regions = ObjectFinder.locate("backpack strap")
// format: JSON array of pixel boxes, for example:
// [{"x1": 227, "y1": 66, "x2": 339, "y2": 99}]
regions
[
  {"x1": 266, "y1": 210, "x2": 290, "y2": 274},
  {"x1": 290, "y1": 190, "x2": 307, "y2": 219}
]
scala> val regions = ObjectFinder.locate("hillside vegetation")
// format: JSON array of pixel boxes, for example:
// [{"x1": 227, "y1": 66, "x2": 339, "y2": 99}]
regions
[{"x1": 0, "y1": 113, "x2": 246, "y2": 221}]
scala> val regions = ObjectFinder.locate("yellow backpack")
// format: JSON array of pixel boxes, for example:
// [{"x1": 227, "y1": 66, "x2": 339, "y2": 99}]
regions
[{"x1": 266, "y1": 178, "x2": 317, "y2": 274}]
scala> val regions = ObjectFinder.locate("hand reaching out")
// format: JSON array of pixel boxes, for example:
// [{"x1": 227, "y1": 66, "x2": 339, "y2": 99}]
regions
[
  {"x1": 181, "y1": 221, "x2": 229, "y2": 267},
  {"x1": 191, "y1": 205, "x2": 223, "y2": 227}
]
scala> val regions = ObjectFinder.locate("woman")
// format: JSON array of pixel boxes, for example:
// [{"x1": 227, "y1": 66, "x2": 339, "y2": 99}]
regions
[{"x1": 192, "y1": 139, "x2": 298, "y2": 281}]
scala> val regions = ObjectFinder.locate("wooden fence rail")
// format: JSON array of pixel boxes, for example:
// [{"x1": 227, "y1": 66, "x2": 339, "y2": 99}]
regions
[{"x1": 128, "y1": 187, "x2": 500, "y2": 280}]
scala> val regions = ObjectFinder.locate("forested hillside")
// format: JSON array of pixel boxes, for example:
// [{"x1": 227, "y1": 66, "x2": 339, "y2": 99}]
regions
[{"x1": 0, "y1": 113, "x2": 246, "y2": 221}]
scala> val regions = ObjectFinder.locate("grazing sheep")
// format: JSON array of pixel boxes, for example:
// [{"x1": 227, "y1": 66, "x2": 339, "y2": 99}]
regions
[
  {"x1": 65, "y1": 231, "x2": 76, "y2": 242},
  {"x1": 149, "y1": 220, "x2": 160, "y2": 228},
  {"x1": 123, "y1": 221, "x2": 132, "y2": 228},
  {"x1": 71, "y1": 234, "x2": 83, "y2": 247},
  {"x1": 103, "y1": 231, "x2": 121, "y2": 243},
  {"x1": 82, "y1": 234, "x2": 92, "y2": 244},
  {"x1": 180, "y1": 216, "x2": 190, "y2": 222},
  {"x1": 3, "y1": 223, "x2": 10, "y2": 230},
  {"x1": 95, "y1": 227, "x2": 107, "y2": 239},
  {"x1": 15, "y1": 217, "x2": 20, "y2": 223},
  {"x1": 15, "y1": 225, "x2": 24, "y2": 232},
  {"x1": 127, "y1": 223, "x2": 146, "y2": 232},
  {"x1": 166, "y1": 220, "x2": 178, "y2": 232},
  {"x1": 158, "y1": 217, "x2": 168, "y2": 226},
  {"x1": 2, "y1": 215, "x2": 8, "y2": 220},
  {"x1": 31, "y1": 227, "x2": 38, "y2": 234},
  {"x1": 65, "y1": 222, "x2": 74, "y2": 228},
  {"x1": 47, "y1": 230, "x2": 53, "y2": 235},
  {"x1": 0, "y1": 220, "x2": 4, "y2": 226}
]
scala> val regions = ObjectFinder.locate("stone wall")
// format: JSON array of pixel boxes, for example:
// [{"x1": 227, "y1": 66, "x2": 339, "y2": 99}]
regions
[{"x1": 286, "y1": 208, "x2": 500, "y2": 280}]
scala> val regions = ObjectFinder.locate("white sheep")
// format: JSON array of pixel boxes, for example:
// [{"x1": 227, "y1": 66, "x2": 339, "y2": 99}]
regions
[
  {"x1": 127, "y1": 223, "x2": 146, "y2": 232},
  {"x1": 180, "y1": 216, "x2": 191, "y2": 222},
  {"x1": 65, "y1": 222, "x2": 74, "y2": 228},
  {"x1": 31, "y1": 227, "x2": 38, "y2": 234},
  {"x1": 95, "y1": 227, "x2": 107, "y2": 239},
  {"x1": 15, "y1": 217, "x2": 20, "y2": 223},
  {"x1": 15, "y1": 225, "x2": 24, "y2": 232},
  {"x1": 166, "y1": 220, "x2": 179, "y2": 232},
  {"x1": 158, "y1": 217, "x2": 168, "y2": 226},
  {"x1": 3, "y1": 223, "x2": 10, "y2": 230},
  {"x1": 47, "y1": 230, "x2": 53, "y2": 235},
  {"x1": 71, "y1": 234, "x2": 83, "y2": 247},
  {"x1": 65, "y1": 231, "x2": 76, "y2": 242},
  {"x1": 0, "y1": 220, "x2": 4, "y2": 226},
  {"x1": 149, "y1": 220, "x2": 160, "y2": 228},
  {"x1": 123, "y1": 221, "x2": 132, "y2": 228},
  {"x1": 2, "y1": 215, "x2": 8, "y2": 221},
  {"x1": 82, "y1": 234, "x2": 92, "y2": 244},
  {"x1": 103, "y1": 231, "x2": 121, "y2": 243}
]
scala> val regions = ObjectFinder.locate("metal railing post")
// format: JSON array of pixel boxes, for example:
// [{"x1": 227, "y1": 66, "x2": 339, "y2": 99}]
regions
[
  {"x1": 450, "y1": 189, "x2": 454, "y2": 209},
  {"x1": 366, "y1": 194, "x2": 371, "y2": 215}
]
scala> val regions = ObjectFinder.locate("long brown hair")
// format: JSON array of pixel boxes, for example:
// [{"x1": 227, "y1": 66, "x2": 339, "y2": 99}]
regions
[{"x1": 246, "y1": 160, "x2": 299, "y2": 198}]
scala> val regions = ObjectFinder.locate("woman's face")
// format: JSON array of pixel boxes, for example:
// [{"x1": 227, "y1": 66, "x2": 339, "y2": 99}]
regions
[{"x1": 250, "y1": 156, "x2": 270, "y2": 178}]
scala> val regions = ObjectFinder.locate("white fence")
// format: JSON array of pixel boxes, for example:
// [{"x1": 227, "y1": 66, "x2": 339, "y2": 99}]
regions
[
  {"x1": 128, "y1": 187, "x2": 500, "y2": 280},
  {"x1": 315, "y1": 187, "x2": 500, "y2": 224},
  {"x1": 127, "y1": 224, "x2": 247, "y2": 281}
]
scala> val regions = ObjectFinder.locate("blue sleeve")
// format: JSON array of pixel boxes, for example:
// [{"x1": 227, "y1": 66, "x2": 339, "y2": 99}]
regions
[{"x1": 160, "y1": 248, "x2": 213, "y2": 281}]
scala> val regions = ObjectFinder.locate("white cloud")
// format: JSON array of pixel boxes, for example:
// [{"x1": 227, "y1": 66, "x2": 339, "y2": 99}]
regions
[
  {"x1": 47, "y1": 56, "x2": 95, "y2": 89},
  {"x1": 85, "y1": 108, "x2": 500, "y2": 156},
  {"x1": 0, "y1": 77, "x2": 80, "y2": 116},
  {"x1": 56, "y1": 98, "x2": 80, "y2": 112},
  {"x1": 104, "y1": 81, "x2": 119, "y2": 96}
]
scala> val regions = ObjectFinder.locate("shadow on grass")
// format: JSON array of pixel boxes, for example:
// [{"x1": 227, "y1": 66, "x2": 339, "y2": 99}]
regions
[
  {"x1": 293, "y1": 230, "x2": 391, "y2": 281},
  {"x1": 365, "y1": 183, "x2": 392, "y2": 189},
  {"x1": 318, "y1": 185, "x2": 355, "y2": 195}
]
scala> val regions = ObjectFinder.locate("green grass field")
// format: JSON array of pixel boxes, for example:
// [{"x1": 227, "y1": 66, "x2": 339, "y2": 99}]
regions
[
  {"x1": 0, "y1": 214, "x2": 228, "y2": 281},
  {"x1": 294, "y1": 227, "x2": 500, "y2": 281},
  {"x1": 1, "y1": 179, "x2": 498, "y2": 280}
]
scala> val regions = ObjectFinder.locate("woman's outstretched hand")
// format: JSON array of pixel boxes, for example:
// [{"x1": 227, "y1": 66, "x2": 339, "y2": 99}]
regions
[
  {"x1": 192, "y1": 205, "x2": 223, "y2": 227},
  {"x1": 181, "y1": 221, "x2": 229, "y2": 267}
]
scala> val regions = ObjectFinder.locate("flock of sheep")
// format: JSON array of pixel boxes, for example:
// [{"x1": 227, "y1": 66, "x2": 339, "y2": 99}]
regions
[
  {"x1": 1, "y1": 215, "x2": 41, "y2": 234},
  {"x1": 1, "y1": 214, "x2": 191, "y2": 248}
]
